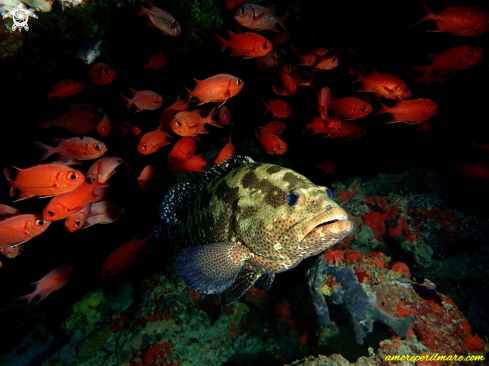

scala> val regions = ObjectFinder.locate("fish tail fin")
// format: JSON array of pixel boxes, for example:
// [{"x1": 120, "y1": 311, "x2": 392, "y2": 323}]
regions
[
  {"x1": 3, "y1": 167, "x2": 16, "y2": 198},
  {"x1": 261, "y1": 98, "x2": 270, "y2": 116},
  {"x1": 119, "y1": 93, "x2": 132, "y2": 109},
  {"x1": 45, "y1": 91, "x2": 55, "y2": 100},
  {"x1": 184, "y1": 84, "x2": 197, "y2": 104},
  {"x1": 411, "y1": 2, "x2": 434, "y2": 26},
  {"x1": 33, "y1": 141, "x2": 55, "y2": 162},
  {"x1": 214, "y1": 33, "x2": 228, "y2": 53},
  {"x1": 137, "y1": 3, "x2": 148, "y2": 17},
  {"x1": 14, "y1": 294, "x2": 35, "y2": 305},
  {"x1": 375, "y1": 100, "x2": 390, "y2": 116},
  {"x1": 278, "y1": 13, "x2": 289, "y2": 31}
]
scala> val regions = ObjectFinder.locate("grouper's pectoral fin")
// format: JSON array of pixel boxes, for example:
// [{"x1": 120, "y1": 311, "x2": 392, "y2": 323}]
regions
[
  {"x1": 176, "y1": 242, "x2": 252, "y2": 295},
  {"x1": 222, "y1": 270, "x2": 261, "y2": 305}
]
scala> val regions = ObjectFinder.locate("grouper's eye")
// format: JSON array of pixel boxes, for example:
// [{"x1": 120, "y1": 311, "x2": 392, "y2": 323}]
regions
[
  {"x1": 326, "y1": 188, "x2": 334, "y2": 201},
  {"x1": 287, "y1": 192, "x2": 299, "y2": 206}
]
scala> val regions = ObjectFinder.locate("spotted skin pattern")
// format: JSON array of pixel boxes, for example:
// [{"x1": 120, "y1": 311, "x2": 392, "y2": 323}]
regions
[{"x1": 169, "y1": 157, "x2": 352, "y2": 303}]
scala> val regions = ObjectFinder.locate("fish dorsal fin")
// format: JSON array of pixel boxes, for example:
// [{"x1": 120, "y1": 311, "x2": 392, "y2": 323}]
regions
[
  {"x1": 222, "y1": 269, "x2": 261, "y2": 305},
  {"x1": 159, "y1": 182, "x2": 195, "y2": 225},
  {"x1": 194, "y1": 156, "x2": 254, "y2": 193},
  {"x1": 269, "y1": 6, "x2": 276, "y2": 14}
]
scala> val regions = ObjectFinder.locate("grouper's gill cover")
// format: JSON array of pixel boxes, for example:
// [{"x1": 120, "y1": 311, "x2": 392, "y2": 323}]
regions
[{"x1": 160, "y1": 156, "x2": 353, "y2": 304}]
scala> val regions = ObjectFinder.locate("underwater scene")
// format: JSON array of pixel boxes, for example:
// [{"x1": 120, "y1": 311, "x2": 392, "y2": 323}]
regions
[{"x1": 1, "y1": 0, "x2": 489, "y2": 365}]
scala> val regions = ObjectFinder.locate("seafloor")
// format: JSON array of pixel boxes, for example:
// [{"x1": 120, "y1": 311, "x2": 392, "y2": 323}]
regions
[{"x1": 0, "y1": 0, "x2": 488, "y2": 365}]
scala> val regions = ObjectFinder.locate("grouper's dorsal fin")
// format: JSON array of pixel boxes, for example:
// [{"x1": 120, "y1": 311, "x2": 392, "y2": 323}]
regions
[
  {"x1": 159, "y1": 183, "x2": 194, "y2": 225},
  {"x1": 194, "y1": 156, "x2": 254, "y2": 193}
]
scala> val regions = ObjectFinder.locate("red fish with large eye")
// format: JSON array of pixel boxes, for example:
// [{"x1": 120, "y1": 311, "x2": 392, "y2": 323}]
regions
[
  {"x1": 137, "y1": 126, "x2": 173, "y2": 155},
  {"x1": 45, "y1": 79, "x2": 85, "y2": 100},
  {"x1": 170, "y1": 108, "x2": 220, "y2": 137},
  {"x1": 262, "y1": 98, "x2": 292, "y2": 118},
  {"x1": 101, "y1": 234, "x2": 152, "y2": 277},
  {"x1": 15, "y1": 265, "x2": 73, "y2": 304},
  {"x1": 0, "y1": 214, "x2": 51, "y2": 248},
  {"x1": 168, "y1": 137, "x2": 198, "y2": 165},
  {"x1": 119, "y1": 89, "x2": 164, "y2": 112},
  {"x1": 86, "y1": 157, "x2": 128, "y2": 184},
  {"x1": 412, "y1": 2, "x2": 489, "y2": 37},
  {"x1": 323, "y1": 117, "x2": 354, "y2": 138},
  {"x1": 235, "y1": 3, "x2": 288, "y2": 31},
  {"x1": 186, "y1": 74, "x2": 244, "y2": 107},
  {"x1": 280, "y1": 71, "x2": 297, "y2": 95},
  {"x1": 303, "y1": 116, "x2": 327, "y2": 135},
  {"x1": 329, "y1": 97, "x2": 373, "y2": 120},
  {"x1": 413, "y1": 45, "x2": 484, "y2": 84},
  {"x1": 167, "y1": 154, "x2": 208, "y2": 173},
  {"x1": 4, "y1": 164, "x2": 85, "y2": 201},
  {"x1": 137, "y1": 165, "x2": 157, "y2": 191},
  {"x1": 85, "y1": 62, "x2": 116, "y2": 86},
  {"x1": 215, "y1": 31, "x2": 273, "y2": 58},
  {"x1": 218, "y1": 105, "x2": 232, "y2": 125},
  {"x1": 376, "y1": 98, "x2": 438, "y2": 124},
  {"x1": 158, "y1": 95, "x2": 189, "y2": 131},
  {"x1": 42, "y1": 180, "x2": 109, "y2": 221},
  {"x1": 34, "y1": 136, "x2": 108, "y2": 162},
  {"x1": 137, "y1": 0, "x2": 182, "y2": 37},
  {"x1": 256, "y1": 130, "x2": 287, "y2": 154},
  {"x1": 64, "y1": 202, "x2": 92, "y2": 232},
  {"x1": 356, "y1": 69, "x2": 412, "y2": 100}
]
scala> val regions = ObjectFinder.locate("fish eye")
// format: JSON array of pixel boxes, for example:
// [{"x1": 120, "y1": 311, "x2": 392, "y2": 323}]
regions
[
  {"x1": 176, "y1": 120, "x2": 182, "y2": 126},
  {"x1": 469, "y1": 52, "x2": 474, "y2": 58},
  {"x1": 142, "y1": 144, "x2": 147, "y2": 149},
  {"x1": 102, "y1": 126, "x2": 107, "y2": 131},
  {"x1": 326, "y1": 188, "x2": 334, "y2": 201},
  {"x1": 104, "y1": 269, "x2": 110, "y2": 274},
  {"x1": 278, "y1": 144, "x2": 283, "y2": 149},
  {"x1": 98, "y1": 107, "x2": 103, "y2": 113},
  {"x1": 404, "y1": 88, "x2": 410, "y2": 94},
  {"x1": 263, "y1": 42, "x2": 268, "y2": 49},
  {"x1": 75, "y1": 219, "x2": 81, "y2": 227},
  {"x1": 95, "y1": 144, "x2": 101, "y2": 150},
  {"x1": 236, "y1": 78, "x2": 242, "y2": 86},
  {"x1": 36, "y1": 220, "x2": 46, "y2": 226},
  {"x1": 69, "y1": 173, "x2": 79, "y2": 180},
  {"x1": 348, "y1": 126, "x2": 352, "y2": 130},
  {"x1": 340, "y1": 122, "x2": 344, "y2": 126},
  {"x1": 104, "y1": 68, "x2": 109, "y2": 74},
  {"x1": 47, "y1": 211, "x2": 55, "y2": 217},
  {"x1": 362, "y1": 106, "x2": 367, "y2": 111},
  {"x1": 239, "y1": 6, "x2": 245, "y2": 13},
  {"x1": 332, "y1": 57, "x2": 338, "y2": 62},
  {"x1": 287, "y1": 192, "x2": 299, "y2": 206}
]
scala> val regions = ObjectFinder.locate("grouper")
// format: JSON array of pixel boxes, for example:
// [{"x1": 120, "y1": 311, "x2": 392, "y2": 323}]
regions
[{"x1": 157, "y1": 156, "x2": 353, "y2": 304}]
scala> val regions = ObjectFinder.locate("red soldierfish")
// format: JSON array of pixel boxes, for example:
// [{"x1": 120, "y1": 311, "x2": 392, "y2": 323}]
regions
[
  {"x1": 215, "y1": 133, "x2": 235, "y2": 165},
  {"x1": 167, "y1": 154, "x2": 208, "y2": 173},
  {"x1": 280, "y1": 71, "x2": 297, "y2": 95},
  {"x1": 170, "y1": 107, "x2": 220, "y2": 137},
  {"x1": 120, "y1": 89, "x2": 164, "y2": 112},
  {"x1": 137, "y1": 126, "x2": 172, "y2": 154},
  {"x1": 85, "y1": 62, "x2": 116, "y2": 86},
  {"x1": 42, "y1": 180, "x2": 109, "y2": 221},
  {"x1": 412, "y1": 2, "x2": 489, "y2": 37},
  {"x1": 34, "y1": 136, "x2": 108, "y2": 162},
  {"x1": 4, "y1": 164, "x2": 85, "y2": 201},
  {"x1": 137, "y1": 165, "x2": 157, "y2": 191},
  {"x1": 143, "y1": 53, "x2": 168, "y2": 70},
  {"x1": 303, "y1": 116, "x2": 327, "y2": 135},
  {"x1": 0, "y1": 204, "x2": 21, "y2": 220},
  {"x1": 317, "y1": 86, "x2": 331, "y2": 120},
  {"x1": 15, "y1": 265, "x2": 73, "y2": 304},
  {"x1": 86, "y1": 157, "x2": 128, "y2": 184},
  {"x1": 256, "y1": 130, "x2": 287, "y2": 154},
  {"x1": 218, "y1": 105, "x2": 232, "y2": 125},
  {"x1": 64, "y1": 202, "x2": 92, "y2": 232},
  {"x1": 38, "y1": 104, "x2": 111, "y2": 137},
  {"x1": 138, "y1": 0, "x2": 182, "y2": 37},
  {"x1": 101, "y1": 234, "x2": 152, "y2": 276},
  {"x1": 235, "y1": 3, "x2": 288, "y2": 31},
  {"x1": 262, "y1": 98, "x2": 292, "y2": 118},
  {"x1": 158, "y1": 95, "x2": 189, "y2": 131},
  {"x1": 329, "y1": 97, "x2": 373, "y2": 120},
  {"x1": 168, "y1": 136, "x2": 198, "y2": 165},
  {"x1": 323, "y1": 117, "x2": 354, "y2": 138},
  {"x1": 413, "y1": 45, "x2": 484, "y2": 84},
  {"x1": 376, "y1": 98, "x2": 438, "y2": 124},
  {"x1": 215, "y1": 30, "x2": 273, "y2": 58},
  {"x1": 0, "y1": 214, "x2": 51, "y2": 248},
  {"x1": 45, "y1": 79, "x2": 85, "y2": 100},
  {"x1": 356, "y1": 69, "x2": 412, "y2": 100},
  {"x1": 186, "y1": 74, "x2": 244, "y2": 107}
]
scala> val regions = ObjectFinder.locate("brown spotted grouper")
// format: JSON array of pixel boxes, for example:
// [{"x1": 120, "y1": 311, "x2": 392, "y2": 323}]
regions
[{"x1": 159, "y1": 156, "x2": 352, "y2": 304}]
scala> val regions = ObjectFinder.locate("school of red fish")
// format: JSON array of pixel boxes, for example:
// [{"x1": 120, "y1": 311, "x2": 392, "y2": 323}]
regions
[{"x1": 1, "y1": 0, "x2": 489, "y2": 303}]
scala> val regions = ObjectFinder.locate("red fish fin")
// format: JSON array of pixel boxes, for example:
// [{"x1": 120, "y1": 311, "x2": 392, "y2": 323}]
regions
[
  {"x1": 3, "y1": 167, "x2": 11, "y2": 182},
  {"x1": 278, "y1": 13, "x2": 289, "y2": 31},
  {"x1": 214, "y1": 33, "x2": 228, "y2": 53},
  {"x1": 134, "y1": 107, "x2": 143, "y2": 113},
  {"x1": 33, "y1": 141, "x2": 55, "y2": 162},
  {"x1": 200, "y1": 126, "x2": 210, "y2": 134},
  {"x1": 216, "y1": 100, "x2": 226, "y2": 108},
  {"x1": 145, "y1": 0, "x2": 155, "y2": 7},
  {"x1": 261, "y1": 98, "x2": 270, "y2": 116},
  {"x1": 115, "y1": 123, "x2": 129, "y2": 137},
  {"x1": 411, "y1": 2, "x2": 434, "y2": 26},
  {"x1": 130, "y1": 88, "x2": 137, "y2": 95},
  {"x1": 235, "y1": 28, "x2": 244, "y2": 34},
  {"x1": 193, "y1": 78, "x2": 201, "y2": 85},
  {"x1": 386, "y1": 116, "x2": 401, "y2": 124},
  {"x1": 375, "y1": 100, "x2": 389, "y2": 116},
  {"x1": 146, "y1": 21, "x2": 157, "y2": 28},
  {"x1": 14, "y1": 293, "x2": 37, "y2": 305},
  {"x1": 119, "y1": 93, "x2": 133, "y2": 109},
  {"x1": 137, "y1": 3, "x2": 148, "y2": 17}
]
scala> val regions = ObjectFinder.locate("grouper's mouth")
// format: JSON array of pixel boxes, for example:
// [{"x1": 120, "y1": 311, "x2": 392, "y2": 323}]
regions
[{"x1": 283, "y1": 206, "x2": 353, "y2": 254}]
